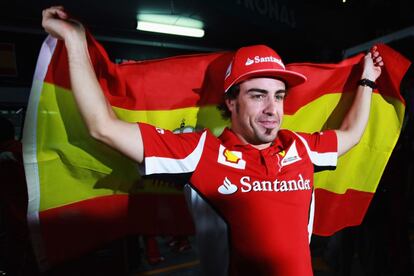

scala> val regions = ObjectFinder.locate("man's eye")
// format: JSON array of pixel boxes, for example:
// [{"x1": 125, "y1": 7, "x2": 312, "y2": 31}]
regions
[
  {"x1": 275, "y1": 94, "x2": 285, "y2": 101},
  {"x1": 252, "y1": 94, "x2": 265, "y2": 99}
]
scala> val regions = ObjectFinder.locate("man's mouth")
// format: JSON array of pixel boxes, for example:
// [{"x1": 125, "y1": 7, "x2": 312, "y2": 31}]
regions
[{"x1": 258, "y1": 120, "x2": 278, "y2": 129}]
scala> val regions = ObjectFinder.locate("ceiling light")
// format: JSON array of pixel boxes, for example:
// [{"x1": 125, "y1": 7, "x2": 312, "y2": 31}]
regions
[
  {"x1": 136, "y1": 14, "x2": 205, "y2": 38},
  {"x1": 137, "y1": 21, "x2": 204, "y2": 38}
]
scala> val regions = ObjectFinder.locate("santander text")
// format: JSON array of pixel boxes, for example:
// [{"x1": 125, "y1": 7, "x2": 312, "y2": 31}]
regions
[{"x1": 240, "y1": 174, "x2": 310, "y2": 193}]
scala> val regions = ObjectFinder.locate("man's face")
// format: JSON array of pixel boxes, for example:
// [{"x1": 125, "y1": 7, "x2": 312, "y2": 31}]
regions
[{"x1": 226, "y1": 77, "x2": 286, "y2": 149}]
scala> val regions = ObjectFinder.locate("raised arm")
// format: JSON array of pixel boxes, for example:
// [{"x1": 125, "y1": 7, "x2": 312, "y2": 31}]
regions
[
  {"x1": 42, "y1": 6, "x2": 144, "y2": 163},
  {"x1": 335, "y1": 46, "x2": 384, "y2": 156}
]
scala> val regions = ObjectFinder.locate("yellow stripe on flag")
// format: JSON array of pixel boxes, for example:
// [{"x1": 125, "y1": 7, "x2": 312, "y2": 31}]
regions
[
  {"x1": 282, "y1": 92, "x2": 404, "y2": 194},
  {"x1": 37, "y1": 83, "x2": 200, "y2": 210},
  {"x1": 196, "y1": 105, "x2": 229, "y2": 136},
  {"x1": 113, "y1": 106, "x2": 199, "y2": 129}
]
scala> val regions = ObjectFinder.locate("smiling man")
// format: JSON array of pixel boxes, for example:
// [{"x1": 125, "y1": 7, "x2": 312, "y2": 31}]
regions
[
  {"x1": 226, "y1": 78, "x2": 286, "y2": 147},
  {"x1": 42, "y1": 6, "x2": 383, "y2": 275}
]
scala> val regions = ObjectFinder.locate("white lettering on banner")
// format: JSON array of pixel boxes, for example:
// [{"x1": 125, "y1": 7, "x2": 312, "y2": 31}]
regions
[{"x1": 236, "y1": 0, "x2": 296, "y2": 28}]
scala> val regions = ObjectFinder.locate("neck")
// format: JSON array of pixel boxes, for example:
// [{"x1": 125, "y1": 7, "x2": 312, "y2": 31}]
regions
[{"x1": 232, "y1": 131, "x2": 272, "y2": 150}]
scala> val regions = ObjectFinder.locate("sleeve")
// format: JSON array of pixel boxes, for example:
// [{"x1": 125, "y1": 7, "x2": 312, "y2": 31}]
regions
[
  {"x1": 294, "y1": 130, "x2": 338, "y2": 172},
  {"x1": 138, "y1": 122, "x2": 208, "y2": 178}
]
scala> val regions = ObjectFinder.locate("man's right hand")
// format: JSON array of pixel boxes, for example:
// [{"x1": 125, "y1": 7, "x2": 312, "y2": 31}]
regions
[
  {"x1": 41, "y1": 6, "x2": 145, "y2": 164},
  {"x1": 42, "y1": 6, "x2": 85, "y2": 42}
]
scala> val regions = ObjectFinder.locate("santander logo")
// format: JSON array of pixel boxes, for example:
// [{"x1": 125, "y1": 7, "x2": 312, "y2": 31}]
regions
[
  {"x1": 218, "y1": 177, "x2": 238, "y2": 195},
  {"x1": 245, "y1": 58, "x2": 254, "y2": 66},
  {"x1": 245, "y1": 55, "x2": 285, "y2": 69}
]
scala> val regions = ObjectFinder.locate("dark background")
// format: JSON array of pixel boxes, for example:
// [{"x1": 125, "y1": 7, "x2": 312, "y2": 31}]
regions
[{"x1": 1, "y1": 0, "x2": 414, "y2": 88}]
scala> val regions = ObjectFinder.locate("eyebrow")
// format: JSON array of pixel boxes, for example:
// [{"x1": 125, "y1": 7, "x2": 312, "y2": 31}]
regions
[{"x1": 247, "y1": 88, "x2": 287, "y2": 94}]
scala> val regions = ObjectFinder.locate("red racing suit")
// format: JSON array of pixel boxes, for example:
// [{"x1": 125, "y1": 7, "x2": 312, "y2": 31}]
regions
[{"x1": 138, "y1": 123, "x2": 337, "y2": 275}]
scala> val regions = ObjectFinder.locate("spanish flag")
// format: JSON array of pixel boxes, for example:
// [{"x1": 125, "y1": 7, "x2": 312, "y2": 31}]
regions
[{"x1": 23, "y1": 32, "x2": 410, "y2": 269}]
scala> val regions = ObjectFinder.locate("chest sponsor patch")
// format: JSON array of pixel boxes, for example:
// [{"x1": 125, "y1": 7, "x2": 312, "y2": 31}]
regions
[
  {"x1": 217, "y1": 144, "x2": 246, "y2": 169},
  {"x1": 281, "y1": 140, "x2": 302, "y2": 167},
  {"x1": 218, "y1": 174, "x2": 311, "y2": 195}
]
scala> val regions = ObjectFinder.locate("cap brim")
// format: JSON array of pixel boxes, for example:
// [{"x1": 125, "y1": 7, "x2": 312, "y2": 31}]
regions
[{"x1": 225, "y1": 69, "x2": 307, "y2": 92}]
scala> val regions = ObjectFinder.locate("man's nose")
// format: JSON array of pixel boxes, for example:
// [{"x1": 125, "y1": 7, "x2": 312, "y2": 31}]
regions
[{"x1": 263, "y1": 98, "x2": 278, "y2": 115}]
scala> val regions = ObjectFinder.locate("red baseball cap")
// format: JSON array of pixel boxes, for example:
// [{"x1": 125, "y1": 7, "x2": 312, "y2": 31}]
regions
[{"x1": 224, "y1": 45, "x2": 307, "y2": 92}]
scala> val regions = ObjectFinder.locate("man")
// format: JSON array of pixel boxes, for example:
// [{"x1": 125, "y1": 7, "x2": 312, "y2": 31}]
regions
[{"x1": 41, "y1": 6, "x2": 383, "y2": 275}]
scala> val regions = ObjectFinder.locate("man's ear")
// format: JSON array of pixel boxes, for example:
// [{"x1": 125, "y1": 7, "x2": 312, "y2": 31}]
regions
[{"x1": 225, "y1": 98, "x2": 236, "y2": 114}]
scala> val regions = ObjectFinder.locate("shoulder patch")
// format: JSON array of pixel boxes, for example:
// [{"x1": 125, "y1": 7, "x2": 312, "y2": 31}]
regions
[
  {"x1": 217, "y1": 145, "x2": 246, "y2": 169},
  {"x1": 281, "y1": 140, "x2": 302, "y2": 167}
]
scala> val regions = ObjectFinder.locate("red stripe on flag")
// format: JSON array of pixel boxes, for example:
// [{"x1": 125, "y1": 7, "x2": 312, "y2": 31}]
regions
[
  {"x1": 45, "y1": 36, "x2": 408, "y2": 115},
  {"x1": 44, "y1": 34, "x2": 232, "y2": 111},
  {"x1": 313, "y1": 188, "x2": 374, "y2": 236},
  {"x1": 40, "y1": 194, "x2": 194, "y2": 265},
  {"x1": 285, "y1": 44, "x2": 409, "y2": 115}
]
